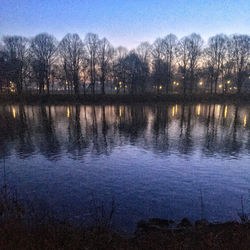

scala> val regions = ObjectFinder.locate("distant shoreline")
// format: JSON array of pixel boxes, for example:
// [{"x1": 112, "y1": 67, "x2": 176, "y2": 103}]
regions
[{"x1": 1, "y1": 93, "x2": 250, "y2": 105}]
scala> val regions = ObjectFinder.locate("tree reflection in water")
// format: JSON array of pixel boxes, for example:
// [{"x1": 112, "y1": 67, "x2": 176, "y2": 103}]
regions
[{"x1": 0, "y1": 103, "x2": 249, "y2": 160}]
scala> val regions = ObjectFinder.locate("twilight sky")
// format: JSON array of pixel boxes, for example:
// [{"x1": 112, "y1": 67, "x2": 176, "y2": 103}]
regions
[{"x1": 0, "y1": 0, "x2": 249, "y2": 49}]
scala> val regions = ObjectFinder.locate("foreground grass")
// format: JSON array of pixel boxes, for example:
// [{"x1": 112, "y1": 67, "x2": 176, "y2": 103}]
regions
[
  {"x1": 0, "y1": 186, "x2": 250, "y2": 249},
  {"x1": 1, "y1": 217, "x2": 250, "y2": 249},
  {"x1": 1, "y1": 93, "x2": 250, "y2": 104}
]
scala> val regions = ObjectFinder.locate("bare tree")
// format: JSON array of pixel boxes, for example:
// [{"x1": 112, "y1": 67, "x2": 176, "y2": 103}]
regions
[
  {"x1": 2, "y1": 36, "x2": 30, "y2": 94},
  {"x1": 206, "y1": 34, "x2": 228, "y2": 93},
  {"x1": 186, "y1": 33, "x2": 203, "y2": 94},
  {"x1": 98, "y1": 38, "x2": 114, "y2": 95},
  {"x1": 115, "y1": 46, "x2": 128, "y2": 60},
  {"x1": 113, "y1": 46, "x2": 128, "y2": 93},
  {"x1": 30, "y1": 33, "x2": 57, "y2": 95},
  {"x1": 0, "y1": 31, "x2": 249, "y2": 97},
  {"x1": 0, "y1": 49, "x2": 9, "y2": 92},
  {"x1": 136, "y1": 42, "x2": 152, "y2": 64},
  {"x1": 162, "y1": 34, "x2": 177, "y2": 93},
  {"x1": 230, "y1": 35, "x2": 250, "y2": 93},
  {"x1": 177, "y1": 36, "x2": 189, "y2": 95},
  {"x1": 121, "y1": 52, "x2": 149, "y2": 94},
  {"x1": 59, "y1": 33, "x2": 84, "y2": 95},
  {"x1": 84, "y1": 33, "x2": 99, "y2": 94},
  {"x1": 81, "y1": 54, "x2": 89, "y2": 95},
  {"x1": 151, "y1": 38, "x2": 166, "y2": 93},
  {"x1": 223, "y1": 40, "x2": 235, "y2": 92},
  {"x1": 136, "y1": 42, "x2": 151, "y2": 92}
]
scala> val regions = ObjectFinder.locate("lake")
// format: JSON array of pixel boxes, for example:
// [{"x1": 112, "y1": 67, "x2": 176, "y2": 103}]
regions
[{"x1": 0, "y1": 103, "x2": 250, "y2": 232}]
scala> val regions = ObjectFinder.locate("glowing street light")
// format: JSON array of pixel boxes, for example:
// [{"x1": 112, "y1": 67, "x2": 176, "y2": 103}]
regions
[
  {"x1": 218, "y1": 84, "x2": 222, "y2": 89},
  {"x1": 9, "y1": 81, "x2": 16, "y2": 93},
  {"x1": 227, "y1": 80, "x2": 231, "y2": 84},
  {"x1": 199, "y1": 81, "x2": 203, "y2": 86},
  {"x1": 172, "y1": 81, "x2": 179, "y2": 86},
  {"x1": 159, "y1": 85, "x2": 162, "y2": 90}
]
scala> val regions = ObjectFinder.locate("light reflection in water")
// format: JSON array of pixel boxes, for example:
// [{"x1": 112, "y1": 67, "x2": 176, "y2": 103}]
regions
[
  {"x1": 197, "y1": 104, "x2": 201, "y2": 116},
  {"x1": 224, "y1": 105, "x2": 228, "y2": 119},
  {"x1": 2, "y1": 103, "x2": 249, "y2": 159},
  {"x1": 12, "y1": 107, "x2": 16, "y2": 119},
  {"x1": 0, "y1": 104, "x2": 250, "y2": 232},
  {"x1": 216, "y1": 105, "x2": 221, "y2": 117},
  {"x1": 172, "y1": 106, "x2": 175, "y2": 117},
  {"x1": 244, "y1": 115, "x2": 247, "y2": 127},
  {"x1": 67, "y1": 107, "x2": 70, "y2": 118},
  {"x1": 119, "y1": 106, "x2": 122, "y2": 117},
  {"x1": 1, "y1": 103, "x2": 250, "y2": 232}
]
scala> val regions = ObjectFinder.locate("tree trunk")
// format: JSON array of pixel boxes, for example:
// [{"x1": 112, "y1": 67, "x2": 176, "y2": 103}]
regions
[
  {"x1": 101, "y1": 77, "x2": 105, "y2": 95},
  {"x1": 73, "y1": 72, "x2": 79, "y2": 96},
  {"x1": 210, "y1": 81, "x2": 213, "y2": 94},
  {"x1": 83, "y1": 82, "x2": 86, "y2": 95},
  {"x1": 46, "y1": 79, "x2": 50, "y2": 95}
]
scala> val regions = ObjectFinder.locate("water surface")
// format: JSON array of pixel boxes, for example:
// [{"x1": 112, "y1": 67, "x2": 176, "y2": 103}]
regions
[{"x1": 0, "y1": 103, "x2": 250, "y2": 231}]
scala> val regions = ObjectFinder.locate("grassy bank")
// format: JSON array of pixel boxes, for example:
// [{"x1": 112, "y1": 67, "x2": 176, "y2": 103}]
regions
[
  {"x1": 1, "y1": 93, "x2": 250, "y2": 105},
  {"x1": 1, "y1": 217, "x2": 250, "y2": 249},
  {"x1": 0, "y1": 186, "x2": 250, "y2": 249}
]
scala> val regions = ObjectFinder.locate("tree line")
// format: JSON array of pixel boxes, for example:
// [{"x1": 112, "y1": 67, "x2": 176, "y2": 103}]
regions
[{"x1": 0, "y1": 32, "x2": 249, "y2": 96}]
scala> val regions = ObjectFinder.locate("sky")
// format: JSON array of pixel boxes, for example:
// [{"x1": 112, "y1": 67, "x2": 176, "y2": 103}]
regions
[{"x1": 0, "y1": 0, "x2": 249, "y2": 49}]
